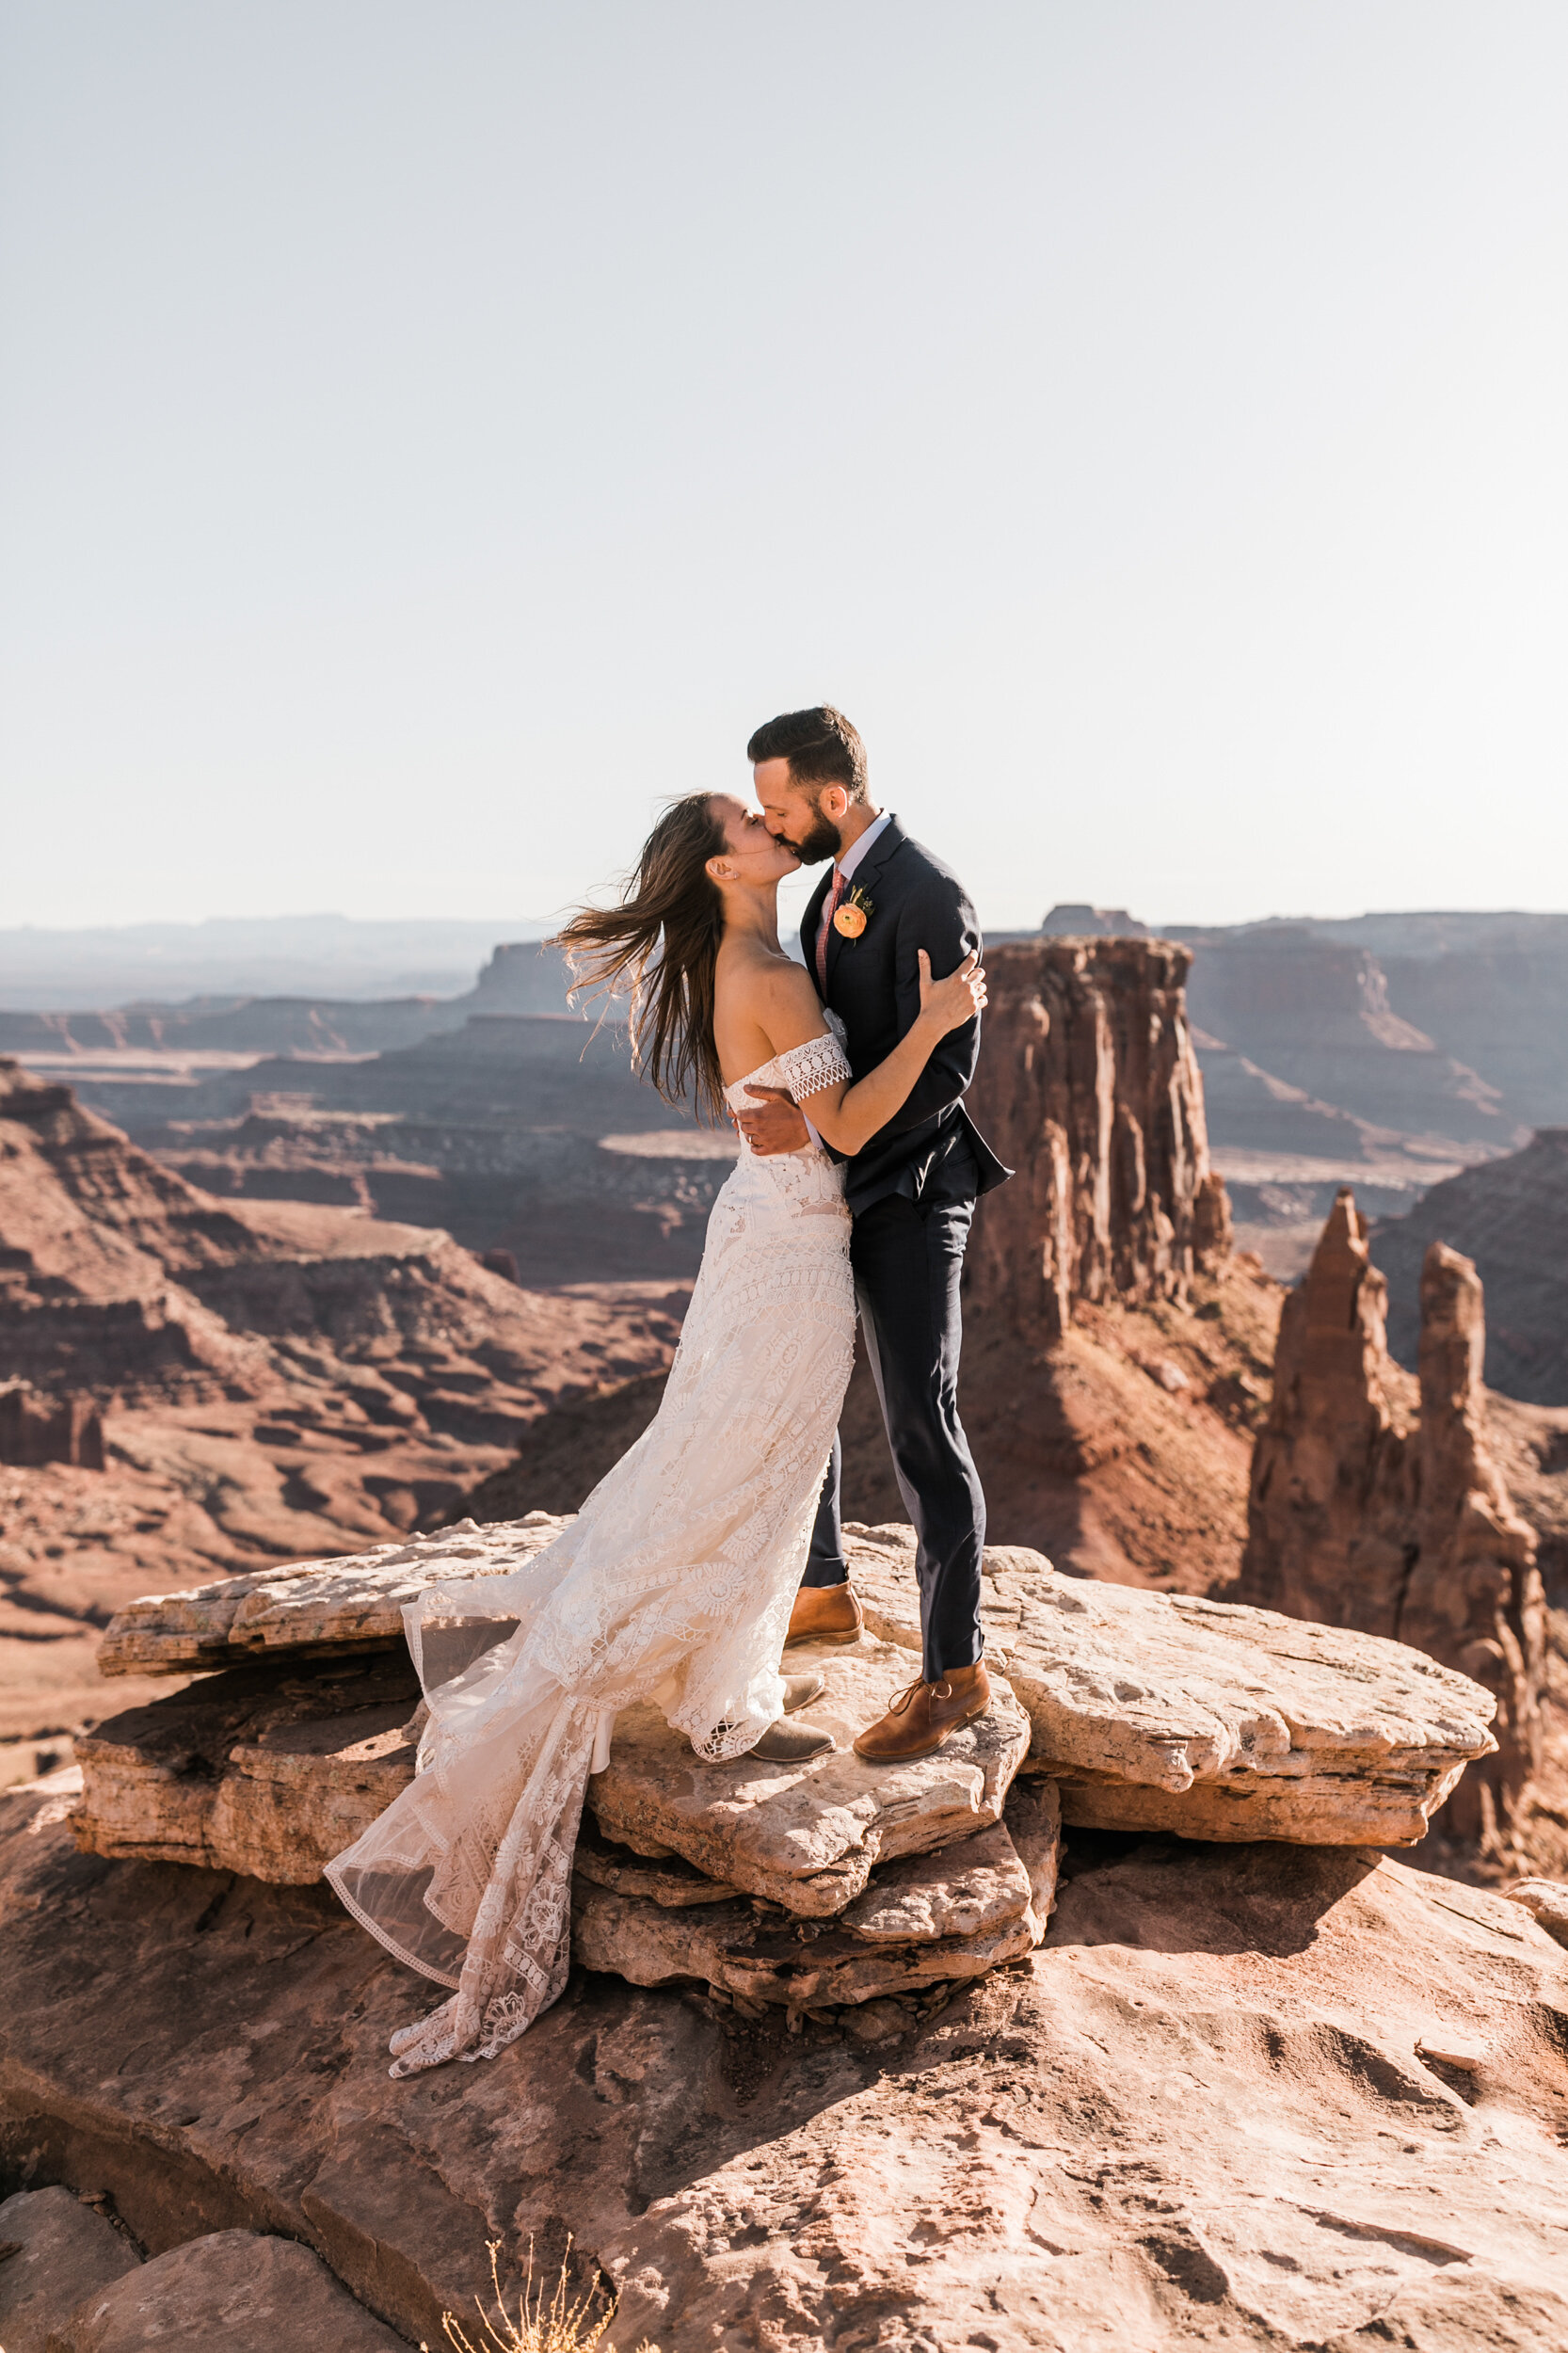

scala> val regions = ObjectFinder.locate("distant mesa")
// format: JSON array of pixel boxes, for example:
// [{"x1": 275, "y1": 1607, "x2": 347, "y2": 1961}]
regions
[
  {"x1": 1040, "y1": 903, "x2": 1151, "y2": 937},
  {"x1": 0, "y1": 936, "x2": 582, "y2": 1064},
  {"x1": 0, "y1": 911, "x2": 552, "y2": 1011},
  {"x1": 8, "y1": 907, "x2": 1568, "y2": 1298},
  {"x1": 465, "y1": 936, "x2": 583, "y2": 1017},
  {"x1": 8, "y1": 901, "x2": 1568, "y2": 1388}
]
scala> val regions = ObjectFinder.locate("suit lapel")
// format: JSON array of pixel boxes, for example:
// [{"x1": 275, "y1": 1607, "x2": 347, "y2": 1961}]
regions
[{"x1": 824, "y1": 816, "x2": 906, "y2": 1000}]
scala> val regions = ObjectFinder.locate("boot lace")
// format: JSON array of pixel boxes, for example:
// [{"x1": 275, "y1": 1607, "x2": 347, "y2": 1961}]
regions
[{"x1": 887, "y1": 1675, "x2": 952, "y2": 1716}]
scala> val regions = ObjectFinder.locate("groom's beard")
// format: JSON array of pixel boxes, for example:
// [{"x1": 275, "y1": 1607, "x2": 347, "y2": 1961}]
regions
[{"x1": 785, "y1": 811, "x2": 842, "y2": 865}]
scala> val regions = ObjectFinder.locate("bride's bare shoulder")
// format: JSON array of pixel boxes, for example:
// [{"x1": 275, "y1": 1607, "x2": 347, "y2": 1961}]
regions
[
  {"x1": 753, "y1": 952, "x2": 829, "y2": 1051},
  {"x1": 715, "y1": 942, "x2": 823, "y2": 1043}
]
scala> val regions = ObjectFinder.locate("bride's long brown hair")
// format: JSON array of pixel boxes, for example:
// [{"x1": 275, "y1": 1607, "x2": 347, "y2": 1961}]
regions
[{"x1": 552, "y1": 792, "x2": 731, "y2": 1123}]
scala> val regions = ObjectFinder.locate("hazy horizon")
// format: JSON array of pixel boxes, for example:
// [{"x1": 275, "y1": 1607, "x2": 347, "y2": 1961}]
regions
[
  {"x1": 6, "y1": 900, "x2": 1566, "y2": 1015},
  {"x1": 5, "y1": 3, "x2": 1564, "y2": 933},
  {"x1": 6, "y1": 896, "x2": 1568, "y2": 943}
]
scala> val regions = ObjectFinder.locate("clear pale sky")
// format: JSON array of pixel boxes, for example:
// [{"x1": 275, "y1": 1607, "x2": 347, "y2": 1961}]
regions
[{"x1": 3, "y1": 2, "x2": 1564, "y2": 934}]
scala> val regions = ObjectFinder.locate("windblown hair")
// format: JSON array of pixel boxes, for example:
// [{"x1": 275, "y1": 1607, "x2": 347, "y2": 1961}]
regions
[
  {"x1": 552, "y1": 793, "x2": 730, "y2": 1123},
  {"x1": 745, "y1": 705, "x2": 868, "y2": 801}
]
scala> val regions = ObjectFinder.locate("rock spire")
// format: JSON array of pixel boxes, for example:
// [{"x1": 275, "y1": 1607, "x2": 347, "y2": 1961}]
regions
[{"x1": 1240, "y1": 1188, "x2": 1544, "y2": 1844}]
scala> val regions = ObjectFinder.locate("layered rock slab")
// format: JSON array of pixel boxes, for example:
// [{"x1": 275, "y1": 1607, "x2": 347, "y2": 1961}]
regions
[
  {"x1": 72, "y1": 1621, "x2": 1033, "y2": 1920},
  {"x1": 96, "y1": 1512, "x2": 569, "y2": 1674},
  {"x1": 88, "y1": 1505, "x2": 1497, "y2": 1869},
  {"x1": 5, "y1": 1779, "x2": 1568, "y2": 2351},
  {"x1": 573, "y1": 1785, "x2": 1060, "y2": 2011},
  {"x1": 585, "y1": 1633, "x2": 1032, "y2": 1915},
  {"x1": 573, "y1": 1817, "x2": 741, "y2": 1907},
  {"x1": 842, "y1": 1523, "x2": 1497, "y2": 1844},
  {"x1": 70, "y1": 1654, "x2": 421, "y2": 1882}
]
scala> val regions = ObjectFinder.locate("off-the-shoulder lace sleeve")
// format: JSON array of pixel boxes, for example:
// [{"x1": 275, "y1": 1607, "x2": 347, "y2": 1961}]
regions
[{"x1": 776, "y1": 1031, "x2": 852, "y2": 1102}]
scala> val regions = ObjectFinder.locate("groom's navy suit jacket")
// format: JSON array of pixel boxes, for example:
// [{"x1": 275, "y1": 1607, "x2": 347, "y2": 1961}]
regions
[{"x1": 800, "y1": 817, "x2": 1010, "y2": 1217}]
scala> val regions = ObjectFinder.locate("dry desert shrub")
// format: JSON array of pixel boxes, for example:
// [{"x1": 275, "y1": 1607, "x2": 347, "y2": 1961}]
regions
[{"x1": 422, "y1": 2234, "x2": 659, "y2": 2353}]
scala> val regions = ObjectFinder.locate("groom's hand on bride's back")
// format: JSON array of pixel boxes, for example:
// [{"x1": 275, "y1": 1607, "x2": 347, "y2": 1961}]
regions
[{"x1": 733, "y1": 1084, "x2": 811, "y2": 1156}]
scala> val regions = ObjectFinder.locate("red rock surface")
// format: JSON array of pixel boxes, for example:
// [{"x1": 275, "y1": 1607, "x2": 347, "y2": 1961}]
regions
[{"x1": 5, "y1": 1779, "x2": 1567, "y2": 2350}]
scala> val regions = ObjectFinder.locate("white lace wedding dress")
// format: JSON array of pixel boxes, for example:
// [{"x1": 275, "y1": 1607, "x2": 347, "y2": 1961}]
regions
[{"x1": 326, "y1": 1021, "x2": 856, "y2": 2074}]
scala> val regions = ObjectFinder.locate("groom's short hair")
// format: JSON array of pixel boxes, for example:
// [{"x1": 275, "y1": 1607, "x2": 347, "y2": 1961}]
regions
[{"x1": 746, "y1": 706, "x2": 869, "y2": 802}]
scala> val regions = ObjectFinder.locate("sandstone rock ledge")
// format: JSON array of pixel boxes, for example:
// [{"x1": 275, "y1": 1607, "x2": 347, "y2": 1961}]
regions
[
  {"x1": 574, "y1": 1785, "x2": 1060, "y2": 2014},
  {"x1": 78, "y1": 1556, "x2": 1044, "y2": 2011},
  {"x1": 70, "y1": 1654, "x2": 421, "y2": 1880},
  {"x1": 94, "y1": 1513, "x2": 566, "y2": 1675},
  {"x1": 73, "y1": 1507, "x2": 1505, "y2": 2064},
  {"x1": 92, "y1": 1509, "x2": 1498, "y2": 1859},
  {"x1": 5, "y1": 1778, "x2": 1567, "y2": 2350},
  {"x1": 843, "y1": 1524, "x2": 1497, "y2": 1844},
  {"x1": 584, "y1": 1634, "x2": 1032, "y2": 1914}
]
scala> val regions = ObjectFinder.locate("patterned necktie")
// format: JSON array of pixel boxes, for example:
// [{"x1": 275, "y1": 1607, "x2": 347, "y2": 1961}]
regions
[{"x1": 815, "y1": 867, "x2": 846, "y2": 994}]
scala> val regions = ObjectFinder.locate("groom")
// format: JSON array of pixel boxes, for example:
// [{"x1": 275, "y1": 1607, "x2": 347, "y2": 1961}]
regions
[{"x1": 737, "y1": 706, "x2": 1011, "y2": 1761}]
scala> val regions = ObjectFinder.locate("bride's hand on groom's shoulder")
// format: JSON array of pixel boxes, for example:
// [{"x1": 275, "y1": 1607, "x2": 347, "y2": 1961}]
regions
[
  {"x1": 734, "y1": 1084, "x2": 811, "y2": 1157},
  {"x1": 917, "y1": 948, "x2": 988, "y2": 1038}
]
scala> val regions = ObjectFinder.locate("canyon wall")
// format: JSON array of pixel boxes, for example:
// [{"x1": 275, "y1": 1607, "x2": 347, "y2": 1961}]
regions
[
  {"x1": 1240, "y1": 1190, "x2": 1545, "y2": 1843},
  {"x1": 966, "y1": 936, "x2": 1229, "y2": 1337},
  {"x1": 1177, "y1": 928, "x2": 1512, "y2": 1146}
]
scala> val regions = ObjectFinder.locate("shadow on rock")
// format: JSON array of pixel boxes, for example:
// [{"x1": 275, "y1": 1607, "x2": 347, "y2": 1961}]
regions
[{"x1": 1049, "y1": 1830, "x2": 1383, "y2": 1957}]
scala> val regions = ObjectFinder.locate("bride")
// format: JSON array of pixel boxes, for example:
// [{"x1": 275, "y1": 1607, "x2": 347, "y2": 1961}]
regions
[{"x1": 326, "y1": 791, "x2": 986, "y2": 2073}]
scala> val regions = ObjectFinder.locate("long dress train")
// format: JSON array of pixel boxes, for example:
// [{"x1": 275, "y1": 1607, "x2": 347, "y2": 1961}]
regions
[{"x1": 325, "y1": 1025, "x2": 856, "y2": 2073}]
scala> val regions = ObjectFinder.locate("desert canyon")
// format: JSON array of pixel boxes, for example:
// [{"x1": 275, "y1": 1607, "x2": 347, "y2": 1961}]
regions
[{"x1": 3, "y1": 912, "x2": 1568, "y2": 2349}]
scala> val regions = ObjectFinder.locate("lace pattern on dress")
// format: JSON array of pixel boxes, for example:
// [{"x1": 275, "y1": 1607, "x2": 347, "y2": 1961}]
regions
[
  {"x1": 326, "y1": 1023, "x2": 855, "y2": 2075},
  {"x1": 773, "y1": 1031, "x2": 852, "y2": 1102}
]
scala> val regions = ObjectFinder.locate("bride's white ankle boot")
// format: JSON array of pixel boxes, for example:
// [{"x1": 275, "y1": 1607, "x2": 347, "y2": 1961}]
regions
[{"x1": 750, "y1": 1672, "x2": 834, "y2": 1762}]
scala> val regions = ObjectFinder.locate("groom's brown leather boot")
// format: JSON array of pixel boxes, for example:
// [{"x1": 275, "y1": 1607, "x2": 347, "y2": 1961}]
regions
[
  {"x1": 786, "y1": 1581, "x2": 863, "y2": 1648},
  {"x1": 852, "y1": 1661, "x2": 991, "y2": 1762}
]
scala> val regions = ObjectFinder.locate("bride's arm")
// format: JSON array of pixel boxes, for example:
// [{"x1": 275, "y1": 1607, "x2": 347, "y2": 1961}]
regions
[{"x1": 752, "y1": 957, "x2": 987, "y2": 1157}]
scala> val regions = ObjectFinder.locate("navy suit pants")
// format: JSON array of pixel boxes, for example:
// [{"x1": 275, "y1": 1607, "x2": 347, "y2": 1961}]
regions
[{"x1": 802, "y1": 1147, "x2": 985, "y2": 1683}]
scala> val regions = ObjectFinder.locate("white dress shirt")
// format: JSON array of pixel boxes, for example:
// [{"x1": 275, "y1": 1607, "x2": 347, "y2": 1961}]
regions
[{"x1": 835, "y1": 808, "x2": 892, "y2": 884}]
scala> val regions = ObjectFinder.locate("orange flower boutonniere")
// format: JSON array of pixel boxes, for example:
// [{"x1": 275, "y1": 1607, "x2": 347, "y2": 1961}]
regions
[{"x1": 833, "y1": 884, "x2": 873, "y2": 941}]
